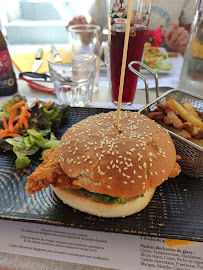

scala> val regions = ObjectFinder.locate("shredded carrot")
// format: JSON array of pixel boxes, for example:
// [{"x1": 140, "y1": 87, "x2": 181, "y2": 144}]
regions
[
  {"x1": 14, "y1": 123, "x2": 20, "y2": 131},
  {"x1": 8, "y1": 114, "x2": 15, "y2": 133},
  {"x1": 18, "y1": 104, "x2": 30, "y2": 129},
  {"x1": 0, "y1": 100, "x2": 33, "y2": 139},
  {"x1": 22, "y1": 118, "x2": 28, "y2": 129},
  {"x1": 14, "y1": 115, "x2": 20, "y2": 121},
  {"x1": 7, "y1": 101, "x2": 25, "y2": 114},
  {"x1": 45, "y1": 101, "x2": 52, "y2": 107},
  {"x1": 34, "y1": 98, "x2": 40, "y2": 102},
  {"x1": 26, "y1": 112, "x2": 31, "y2": 118},
  {"x1": 0, "y1": 129, "x2": 9, "y2": 137},
  {"x1": 0, "y1": 132, "x2": 21, "y2": 139},
  {"x1": 2, "y1": 116, "x2": 8, "y2": 129}
]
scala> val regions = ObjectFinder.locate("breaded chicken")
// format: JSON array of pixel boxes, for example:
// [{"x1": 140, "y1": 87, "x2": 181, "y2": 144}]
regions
[{"x1": 25, "y1": 148, "x2": 79, "y2": 194}]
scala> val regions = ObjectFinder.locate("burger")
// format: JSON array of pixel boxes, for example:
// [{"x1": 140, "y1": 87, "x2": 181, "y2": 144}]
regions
[{"x1": 25, "y1": 111, "x2": 181, "y2": 218}]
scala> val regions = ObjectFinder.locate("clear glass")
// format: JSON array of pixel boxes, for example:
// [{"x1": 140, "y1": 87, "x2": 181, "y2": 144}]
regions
[
  {"x1": 109, "y1": 0, "x2": 153, "y2": 107},
  {"x1": 68, "y1": 24, "x2": 101, "y2": 92},
  {"x1": 178, "y1": 0, "x2": 203, "y2": 92},
  {"x1": 47, "y1": 51, "x2": 96, "y2": 107}
]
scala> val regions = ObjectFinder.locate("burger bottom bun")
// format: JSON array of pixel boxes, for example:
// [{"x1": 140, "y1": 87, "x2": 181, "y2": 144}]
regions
[{"x1": 51, "y1": 186, "x2": 155, "y2": 218}]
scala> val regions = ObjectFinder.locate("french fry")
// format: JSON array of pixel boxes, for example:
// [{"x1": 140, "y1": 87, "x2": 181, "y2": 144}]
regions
[
  {"x1": 168, "y1": 98, "x2": 203, "y2": 129},
  {"x1": 161, "y1": 123, "x2": 192, "y2": 139},
  {"x1": 147, "y1": 111, "x2": 164, "y2": 121},
  {"x1": 163, "y1": 101, "x2": 177, "y2": 113},
  {"x1": 163, "y1": 116, "x2": 171, "y2": 125},
  {"x1": 182, "y1": 122, "x2": 202, "y2": 138},
  {"x1": 182, "y1": 101, "x2": 201, "y2": 121},
  {"x1": 167, "y1": 111, "x2": 183, "y2": 129}
]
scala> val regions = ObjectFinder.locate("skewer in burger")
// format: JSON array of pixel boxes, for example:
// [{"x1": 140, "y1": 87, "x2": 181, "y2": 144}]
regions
[{"x1": 25, "y1": 111, "x2": 181, "y2": 218}]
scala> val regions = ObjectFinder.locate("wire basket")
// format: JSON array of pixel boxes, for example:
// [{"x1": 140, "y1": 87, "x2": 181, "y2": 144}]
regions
[{"x1": 138, "y1": 89, "x2": 203, "y2": 178}]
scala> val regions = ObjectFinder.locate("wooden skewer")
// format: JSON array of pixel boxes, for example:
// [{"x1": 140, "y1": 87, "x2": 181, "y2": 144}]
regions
[{"x1": 115, "y1": 0, "x2": 134, "y2": 128}]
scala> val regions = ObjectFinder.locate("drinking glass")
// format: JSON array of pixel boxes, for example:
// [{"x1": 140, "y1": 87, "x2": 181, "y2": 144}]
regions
[
  {"x1": 47, "y1": 51, "x2": 96, "y2": 107},
  {"x1": 68, "y1": 24, "x2": 101, "y2": 92},
  {"x1": 109, "y1": 0, "x2": 153, "y2": 106}
]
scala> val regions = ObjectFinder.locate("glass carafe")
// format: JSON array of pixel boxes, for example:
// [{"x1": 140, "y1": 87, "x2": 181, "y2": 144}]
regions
[{"x1": 178, "y1": 0, "x2": 203, "y2": 92}]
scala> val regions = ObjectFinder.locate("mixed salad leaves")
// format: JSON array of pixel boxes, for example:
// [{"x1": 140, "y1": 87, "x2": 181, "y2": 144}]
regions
[
  {"x1": 0, "y1": 95, "x2": 70, "y2": 169},
  {"x1": 142, "y1": 43, "x2": 172, "y2": 72}
]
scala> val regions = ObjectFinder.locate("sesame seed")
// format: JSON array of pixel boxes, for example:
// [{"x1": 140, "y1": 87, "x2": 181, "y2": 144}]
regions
[
  {"x1": 133, "y1": 170, "x2": 136, "y2": 175},
  {"x1": 138, "y1": 175, "x2": 142, "y2": 178},
  {"x1": 123, "y1": 181, "x2": 128, "y2": 184},
  {"x1": 138, "y1": 166, "x2": 142, "y2": 170},
  {"x1": 131, "y1": 180, "x2": 135, "y2": 183},
  {"x1": 107, "y1": 185, "x2": 111, "y2": 189},
  {"x1": 162, "y1": 170, "x2": 165, "y2": 173}
]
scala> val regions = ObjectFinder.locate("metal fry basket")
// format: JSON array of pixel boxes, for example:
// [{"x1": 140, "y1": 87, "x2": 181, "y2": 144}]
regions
[{"x1": 138, "y1": 89, "x2": 203, "y2": 178}]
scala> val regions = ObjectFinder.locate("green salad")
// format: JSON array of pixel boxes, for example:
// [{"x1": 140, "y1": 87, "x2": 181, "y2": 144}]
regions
[
  {"x1": 142, "y1": 43, "x2": 172, "y2": 72},
  {"x1": 0, "y1": 95, "x2": 70, "y2": 169}
]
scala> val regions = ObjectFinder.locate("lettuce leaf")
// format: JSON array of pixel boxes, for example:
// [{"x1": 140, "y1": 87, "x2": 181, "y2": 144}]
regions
[
  {"x1": 15, "y1": 155, "x2": 31, "y2": 169},
  {"x1": 5, "y1": 130, "x2": 59, "y2": 169}
]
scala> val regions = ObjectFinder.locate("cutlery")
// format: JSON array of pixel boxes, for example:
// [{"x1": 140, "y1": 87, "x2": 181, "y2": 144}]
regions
[
  {"x1": 51, "y1": 45, "x2": 62, "y2": 62},
  {"x1": 32, "y1": 48, "x2": 43, "y2": 72}
]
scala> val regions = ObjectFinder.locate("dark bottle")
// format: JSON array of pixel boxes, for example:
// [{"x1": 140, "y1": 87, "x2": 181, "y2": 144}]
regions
[{"x1": 0, "y1": 29, "x2": 17, "y2": 96}]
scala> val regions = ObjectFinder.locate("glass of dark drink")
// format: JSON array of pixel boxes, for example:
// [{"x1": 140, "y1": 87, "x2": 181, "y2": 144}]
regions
[{"x1": 109, "y1": 0, "x2": 153, "y2": 106}]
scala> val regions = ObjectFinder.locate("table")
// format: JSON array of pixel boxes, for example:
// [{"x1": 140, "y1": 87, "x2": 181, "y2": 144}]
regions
[{"x1": 0, "y1": 46, "x2": 203, "y2": 270}]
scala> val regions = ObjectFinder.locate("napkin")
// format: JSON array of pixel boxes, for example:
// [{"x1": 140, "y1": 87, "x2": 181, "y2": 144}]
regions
[{"x1": 11, "y1": 49, "x2": 65, "y2": 74}]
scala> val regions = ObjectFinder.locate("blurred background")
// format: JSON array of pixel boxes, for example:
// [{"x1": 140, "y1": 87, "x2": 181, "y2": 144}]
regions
[{"x1": 0, "y1": 0, "x2": 94, "y2": 44}]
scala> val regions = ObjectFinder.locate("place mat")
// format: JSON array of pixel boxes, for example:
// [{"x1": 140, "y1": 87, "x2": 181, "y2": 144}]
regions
[
  {"x1": 11, "y1": 48, "x2": 65, "y2": 73},
  {"x1": 0, "y1": 107, "x2": 202, "y2": 242}
]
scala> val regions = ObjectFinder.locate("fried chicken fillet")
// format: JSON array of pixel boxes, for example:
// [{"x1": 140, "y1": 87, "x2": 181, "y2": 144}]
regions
[
  {"x1": 25, "y1": 148, "x2": 79, "y2": 194},
  {"x1": 25, "y1": 147, "x2": 180, "y2": 195}
]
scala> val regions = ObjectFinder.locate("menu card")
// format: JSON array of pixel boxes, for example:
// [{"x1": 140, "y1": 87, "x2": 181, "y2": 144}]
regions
[{"x1": 0, "y1": 220, "x2": 202, "y2": 270}]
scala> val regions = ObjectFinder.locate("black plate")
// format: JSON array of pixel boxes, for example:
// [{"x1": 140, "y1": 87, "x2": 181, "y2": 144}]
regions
[{"x1": 0, "y1": 107, "x2": 202, "y2": 241}]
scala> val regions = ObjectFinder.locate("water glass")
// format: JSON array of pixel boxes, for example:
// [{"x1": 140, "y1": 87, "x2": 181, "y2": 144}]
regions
[
  {"x1": 68, "y1": 24, "x2": 101, "y2": 92},
  {"x1": 47, "y1": 51, "x2": 96, "y2": 107}
]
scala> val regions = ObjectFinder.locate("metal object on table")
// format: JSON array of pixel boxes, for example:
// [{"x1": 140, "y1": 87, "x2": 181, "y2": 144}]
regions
[
  {"x1": 128, "y1": 61, "x2": 159, "y2": 104},
  {"x1": 139, "y1": 89, "x2": 203, "y2": 178},
  {"x1": 51, "y1": 45, "x2": 62, "y2": 62},
  {"x1": 32, "y1": 48, "x2": 43, "y2": 72}
]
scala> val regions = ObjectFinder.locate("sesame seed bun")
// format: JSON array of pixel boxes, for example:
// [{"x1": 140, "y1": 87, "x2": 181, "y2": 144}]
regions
[
  {"x1": 51, "y1": 186, "x2": 155, "y2": 218},
  {"x1": 57, "y1": 111, "x2": 180, "y2": 200}
]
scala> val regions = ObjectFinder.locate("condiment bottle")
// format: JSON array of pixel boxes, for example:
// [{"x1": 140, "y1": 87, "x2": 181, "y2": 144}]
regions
[{"x1": 0, "y1": 29, "x2": 17, "y2": 96}]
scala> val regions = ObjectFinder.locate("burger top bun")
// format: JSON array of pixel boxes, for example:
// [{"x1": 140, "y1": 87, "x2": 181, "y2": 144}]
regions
[{"x1": 57, "y1": 111, "x2": 179, "y2": 198}]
